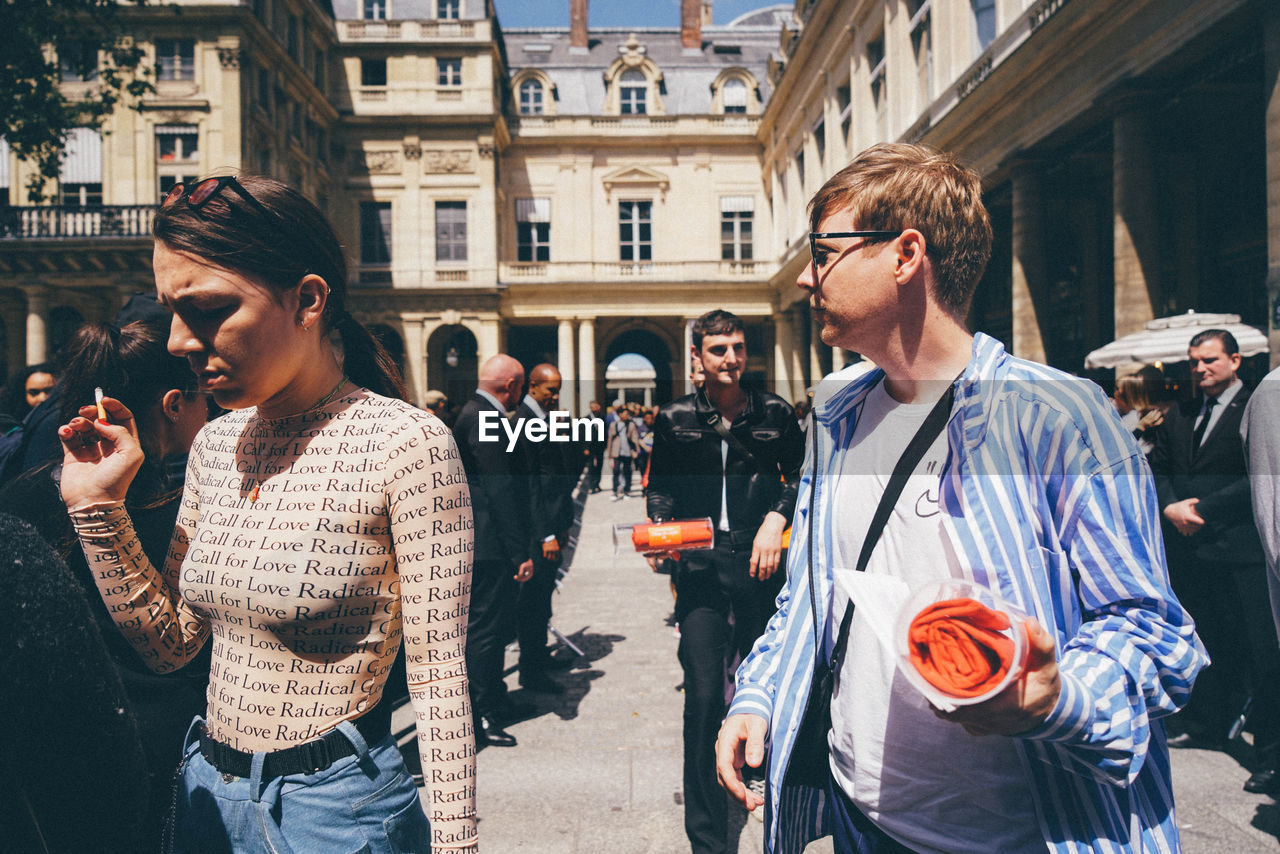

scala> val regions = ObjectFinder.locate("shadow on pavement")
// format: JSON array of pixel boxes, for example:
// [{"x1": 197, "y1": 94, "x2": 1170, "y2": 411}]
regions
[
  {"x1": 1252, "y1": 801, "x2": 1280, "y2": 841},
  {"x1": 500, "y1": 626, "x2": 626, "y2": 722}
]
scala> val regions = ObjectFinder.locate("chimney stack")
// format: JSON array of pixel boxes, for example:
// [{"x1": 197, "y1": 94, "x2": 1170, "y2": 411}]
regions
[
  {"x1": 702, "y1": 2, "x2": 712, "y2": 27},
  {"x1": 570, "y1": 0, "x2": 589, "y2": 53},
  {"x1": 681, "y1": 0, "x2": 702, "y2": 52}
]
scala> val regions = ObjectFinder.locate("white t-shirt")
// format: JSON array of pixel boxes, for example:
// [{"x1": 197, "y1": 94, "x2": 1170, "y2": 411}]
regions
[{"x1": 827, "y1": 380, "x2": 1042, "y2": 854}]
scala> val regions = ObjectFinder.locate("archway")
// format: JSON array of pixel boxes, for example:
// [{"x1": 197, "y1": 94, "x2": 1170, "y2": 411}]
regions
[
  {"x1": 604, "y1": 327, "x2": 674, "y2": 406},
  {"x1": 426, "y1": 324, "x2": 478, "y2": 410},
  {"x1": 605, "y1": 352, "x2": 656, "y2": 407}
]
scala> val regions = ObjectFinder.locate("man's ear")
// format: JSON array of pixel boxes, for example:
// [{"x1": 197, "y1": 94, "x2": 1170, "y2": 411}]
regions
[
  {"x1": 894, "y1": 229, "x2": 928, "y2": 284},
  {"x1": 295, "y1": 274, "x2": 330, "y2": 331}
]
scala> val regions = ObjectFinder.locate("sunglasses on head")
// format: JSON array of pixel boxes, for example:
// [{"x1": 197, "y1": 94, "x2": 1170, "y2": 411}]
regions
[{"x1": 161, "y1": 176, "x2": 282, "y2": 229}]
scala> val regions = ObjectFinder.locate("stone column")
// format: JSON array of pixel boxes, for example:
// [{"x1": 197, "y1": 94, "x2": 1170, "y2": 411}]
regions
[
  {"x1": 475, "y1": 319, "x2": 501, "y2": 365},
  {"x1": 578, "y1": 318, "x2": 597, "y2": 407},
  {"x1": 420, "y1": 319, "x2": 443, "y2": 394},
  {"x1": 1113, "y1": 109, "x2": 1159, "y2": 338},
  {"x1": 1267, "y1": 7, "x2": 1280, "y2": 368},
  {"x1": 557, "y1": 318, "x2": 577, "y2": 415},
  {"x1": 1011, "y1": 163, "x2": 1048, "y2": 364},
  {"x1": 772, "y1": 308, "x2": 795, "y2": 402},
  {"x1": 790, "y1": 308, "x2": 808, "y2": 396},
  {"x1": 22, "y1": 285, "x2": 48, "y2": 365},
  {"x1": 400, "y1": 317, "x2": 426, "y2": 406}
]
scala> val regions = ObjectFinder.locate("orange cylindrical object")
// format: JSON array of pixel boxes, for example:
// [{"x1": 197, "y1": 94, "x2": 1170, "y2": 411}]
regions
[
  {"x1": 631, "y1": 519, "x2": 714, "y2": 552},
  {"x1": 907, "y1": 597, "x2": 1015, "y2": 699}
]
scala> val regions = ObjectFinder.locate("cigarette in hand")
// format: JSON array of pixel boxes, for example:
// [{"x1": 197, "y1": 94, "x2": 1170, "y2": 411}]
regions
[{"x1": 94, "y1": 387, "x2": 108, "y2": 423}]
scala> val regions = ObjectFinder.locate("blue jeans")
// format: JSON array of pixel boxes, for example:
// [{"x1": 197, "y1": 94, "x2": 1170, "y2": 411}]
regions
[
  {"x1": 612, "y1": 456, "x2": 633, "y2": 495},
  {"x1": 174, "y1": 717, "x2": 430, "y2": 854},
  {"x1": 825, "y1": 771, "x2": 912, "y2": 854}
]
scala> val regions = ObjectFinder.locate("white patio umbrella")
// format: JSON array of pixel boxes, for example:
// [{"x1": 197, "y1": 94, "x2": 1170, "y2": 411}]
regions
[{"x1": 1083, "y1": 311, "x2": 1270, "y2": 370}]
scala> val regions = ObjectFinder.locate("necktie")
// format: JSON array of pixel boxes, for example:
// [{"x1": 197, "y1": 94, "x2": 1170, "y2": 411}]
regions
[{"x1": 1192, "y1": 396, "x2": 1217, "y2": 450}]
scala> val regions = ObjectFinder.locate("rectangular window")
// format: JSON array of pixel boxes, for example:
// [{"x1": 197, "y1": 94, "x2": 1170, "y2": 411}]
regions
[
  {"x1": 361, "y1": 58, "x2": 387, "y2": 87},
  {"x1": 435, "y1": 201, "x2": 467, "y2": 262},
  {"x1": 720, "y1": 197, "x2": 754, "y2": 262},
  {"x1": 722, "y1": 78, "x2": 748, "y2": 114},
  {"x1": 156, "y1": 125, "x2": 199, "y2": 162},
  {"x1": 910, "y1": 2, "x2": 932, "y2": 113},
  {"x1": 360, "y1": 202, "x2": 392, "y2": 264},
  {"x1": 620, "y1": 73, "x2": 647, "y2": 115},
  {"x1": 313, "y1": 49, "x2": 325, "y2": 91},
  {"x1": 59, "y1": 127, "x2": 102, "y2": 206},
  {"x1": 286, "y1": 16, "x2": 299, "y2": 60},
  {"x1": 60, "y1": 41, "x2": 98, "y2": 82},
  {"x1": 60, "y1": 183, "x2": 103, "y2": 207},
  {"x1": 796, "y1": 148, "x2": 806, "y2": 196},
  {"x1": 437, "y1": 0, "x2": 460, "y2": 18},
  {"x1": 156, "y1": 39, "x2": 195, "y2": 81},
  {"x1": 519, "y1": 79, "x2": 544, "y2": 115},
  {"x1": 867, "y1": 34, "x2": 887, "y2": 140},
  {"x1": 837, "y1": 81, "x2": 852, "y2": 151},
  {"x1": 515, "y1": 198, "x2": 550, "y2": 262},
  {"x1": 437, "y1": 58, "x2": 462, "y2": 87},
  {"x1": 158, "y1": 173, "x2": 198, "y2": 200},
  {"x1": 971, "y1": 0, "x2": 996, "y2": 52},
  {"x1": 618, "y1": 200, "x2": 652, "y2": 263},
  {"x1": 363, "y1": 0, "x2": 387, "y2": 20},
  {"x1": 813, "y1": 119, "x2": 825, "y2": 174}
]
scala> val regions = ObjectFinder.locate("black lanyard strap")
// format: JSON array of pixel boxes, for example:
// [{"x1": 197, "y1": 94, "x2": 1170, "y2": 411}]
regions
[{"x1": 824, "y1": 379, "x2": 957, "y2": 674}]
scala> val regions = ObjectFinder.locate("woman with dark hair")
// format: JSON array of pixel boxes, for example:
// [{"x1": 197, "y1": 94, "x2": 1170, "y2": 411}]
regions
[
  {"x1": 0, "y1": 319, "x2": 211, "y2": 851},
  {"x1": 57, "y1": 175, "x2": 476, "y2": 853},
  {"x1": 0, "y1": 361, "x2": 56, "y2": 430},
  {"x1": 1112, "y1": 364, "x2": 1169, "y2": 455}
]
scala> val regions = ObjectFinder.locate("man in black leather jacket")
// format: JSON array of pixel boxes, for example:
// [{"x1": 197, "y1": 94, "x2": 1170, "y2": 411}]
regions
[{"x1": 646, "y1": 309, "x2": 804, "y2": 854}]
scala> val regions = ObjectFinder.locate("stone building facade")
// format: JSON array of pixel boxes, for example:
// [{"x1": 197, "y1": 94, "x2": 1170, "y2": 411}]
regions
[{"x1": 1, "y1": 0, "x2": 1276, "y2": 408}]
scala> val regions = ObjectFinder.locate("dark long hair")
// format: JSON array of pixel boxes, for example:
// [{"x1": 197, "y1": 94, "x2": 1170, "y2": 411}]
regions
[
  {"x1": 151, "y1": 175, "x2": 408, "y2": 401},
  {"x1": 58, "y1": 321, "x2": 197, "y2": 461}
]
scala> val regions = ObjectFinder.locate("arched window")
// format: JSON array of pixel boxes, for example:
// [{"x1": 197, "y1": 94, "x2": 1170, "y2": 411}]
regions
[
  {"x1": 620, "y1": 69, "x2": 647, "y2": 115},
  {"x1": 519, "y1": 78, "x2": 543, "y2": 115},
  {"x1": 722, "y1": 78, "x2": 747, "y2": 114}
]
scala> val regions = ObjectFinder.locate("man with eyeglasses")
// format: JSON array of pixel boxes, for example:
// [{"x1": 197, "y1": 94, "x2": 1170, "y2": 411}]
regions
[{"x1": 715, "y1": 143, "x2": 1205, "y2": 854}]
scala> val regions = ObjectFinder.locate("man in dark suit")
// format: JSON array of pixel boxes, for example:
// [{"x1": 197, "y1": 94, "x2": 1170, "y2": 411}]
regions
[
  {"x1": 513, "y1": 364, "x2": 578, "y2": 694},
  {"x1": 1150, "y1": 328, "x2": 1278, "y2": 790},
  {"x1": 583, "y1": 400, "x2": 605, "y2": 492},
  {"x1": 453, "y1": 353, "x2": 534, "y2": 748}
]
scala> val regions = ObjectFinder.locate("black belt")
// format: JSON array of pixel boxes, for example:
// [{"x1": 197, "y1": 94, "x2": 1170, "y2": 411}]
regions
[{"x1": 199, "y1": 700, "x2": 391, "y2": 779}]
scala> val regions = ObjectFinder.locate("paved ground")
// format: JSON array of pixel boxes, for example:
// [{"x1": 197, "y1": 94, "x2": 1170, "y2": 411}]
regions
[{"x1": 394, "y1": 474, "x2": 1280, "y2": 853}]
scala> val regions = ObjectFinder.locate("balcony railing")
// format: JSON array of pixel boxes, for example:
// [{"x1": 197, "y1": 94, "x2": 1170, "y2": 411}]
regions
[
  {"x1": 499, "y1": 260, "x2": 765, "y2": 283},
  {"x1": 0, "y1": 205, "x2": 156, "y2": 239},
  {"x1": 338, "y1": 19, "x2": 480, "y2": 41}
]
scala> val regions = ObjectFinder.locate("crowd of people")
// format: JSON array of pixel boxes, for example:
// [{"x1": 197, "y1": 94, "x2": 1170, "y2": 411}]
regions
[{"x1": 2, "y1": 145, "x2": 1279, "y2": 854}]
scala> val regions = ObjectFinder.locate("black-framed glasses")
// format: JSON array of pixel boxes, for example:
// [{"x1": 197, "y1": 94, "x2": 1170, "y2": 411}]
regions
[
  {"x1": 808, "y1": 230, "x2": 901, "y2": 283},
  {"x1": 161, "y1": 176, "x2": 281, "y2": 228}
]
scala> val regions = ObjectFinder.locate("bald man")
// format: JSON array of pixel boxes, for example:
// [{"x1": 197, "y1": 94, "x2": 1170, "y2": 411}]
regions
[
  {"x1": 453, "y1": 354, "x2": 534, "y2": 748},
  {"x1": 512, "y1": 364, "x2": 579, "y2": 694}
]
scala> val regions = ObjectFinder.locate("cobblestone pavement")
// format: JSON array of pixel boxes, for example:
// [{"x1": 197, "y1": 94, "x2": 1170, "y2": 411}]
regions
[{"x1": 394, "y1": 475, "x2": 1280, "y2": 853}]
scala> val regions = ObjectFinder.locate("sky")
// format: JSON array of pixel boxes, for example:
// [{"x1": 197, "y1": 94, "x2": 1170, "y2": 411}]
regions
[{"x1": 492, "y1": 0, "x2": 779, "y2": 29}]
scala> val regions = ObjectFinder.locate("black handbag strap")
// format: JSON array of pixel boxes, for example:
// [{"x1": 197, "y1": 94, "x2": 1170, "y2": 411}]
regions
[
  {"x1": 708, "y1": 409, "x2": 774, "y2": 480},
  {"x1": 822, "y1": 379, "x2": 957, "y2": 675}
]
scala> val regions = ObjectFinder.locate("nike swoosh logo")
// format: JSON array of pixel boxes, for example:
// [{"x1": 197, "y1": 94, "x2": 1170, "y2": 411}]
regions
[{"x1": 915, "y1": 488, "x2": 940, "y2": 518}]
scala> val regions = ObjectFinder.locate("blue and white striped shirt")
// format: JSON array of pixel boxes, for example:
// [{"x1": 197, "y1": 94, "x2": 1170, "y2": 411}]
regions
[{"x1": 729, "y1": 333, "x2": 1207, "y2": 854}]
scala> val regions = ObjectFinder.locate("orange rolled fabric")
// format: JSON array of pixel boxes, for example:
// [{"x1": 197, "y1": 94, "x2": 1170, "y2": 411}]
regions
[
  {"x1": 907, "y1": 597, "x2": 1016, "y2": 699},
  {"x1": 631, "y1": 518, "x2": 714, "y2": 553}
]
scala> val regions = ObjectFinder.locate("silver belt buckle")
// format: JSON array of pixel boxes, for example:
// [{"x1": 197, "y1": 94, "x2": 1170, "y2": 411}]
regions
[{"x1": 221, "y1": 772, "x2": 236, "y2": 784}]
